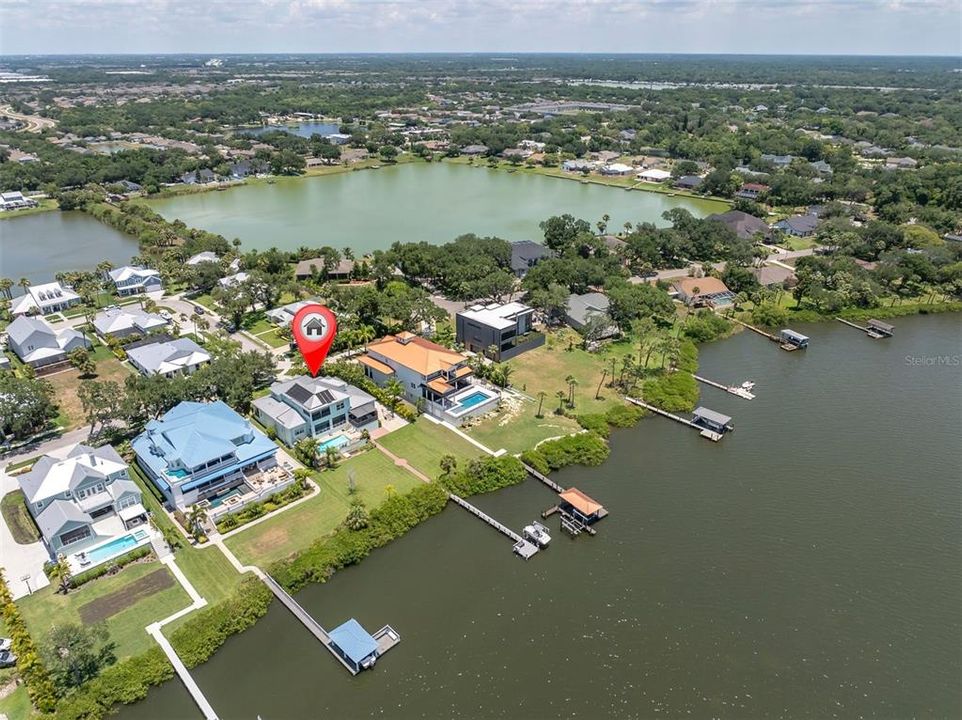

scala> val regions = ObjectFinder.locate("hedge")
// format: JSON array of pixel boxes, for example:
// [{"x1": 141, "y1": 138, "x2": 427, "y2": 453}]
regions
[
  {"x1": 576, "y1": 404, "x2": 646, "y2": 437},
  {"x1": 168, "y1": 576, "x2": 273, "y2": 668},
  {"x1": 0, "y1": 570, "x2": 58, "y2": 712},
  {"x1": 440, "y1": 456, "x2": 527, "y2": 496},
  {"x1": 52, "y1": 647, "x2": 174, "y2": 720},
  {"x1": 271, "y1": 482, "x2": 449, "y2": 593},
  {"x1": 68, "y1": 545, "x2": 153, "y2": 587},
  {"x1": 521, "y1": 432, "x2": 610, "y2": 474}
]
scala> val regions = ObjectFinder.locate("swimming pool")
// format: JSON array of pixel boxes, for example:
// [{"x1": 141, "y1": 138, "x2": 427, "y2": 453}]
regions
[
  {"x1": 317, "y1": 434, "x2": 350, "y2": 451},
  {"x1": 85, "y1": 529, "x2": 149, "y2": 564},
  {"x1": 455, "y1": 391, "x2": 493, "y2": 410},
  {"x1": 208, "y1": 487, "x2": 243, "y2": 508}
]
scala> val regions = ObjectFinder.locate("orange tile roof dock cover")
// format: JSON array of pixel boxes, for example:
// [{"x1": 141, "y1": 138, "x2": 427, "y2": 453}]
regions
[{"x1": 558, "y1": 488, "x2": 604, "y2": 516}]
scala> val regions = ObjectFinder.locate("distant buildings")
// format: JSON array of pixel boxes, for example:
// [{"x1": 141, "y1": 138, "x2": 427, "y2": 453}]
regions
[
  {"x1": 562, "y1": 159, "x2": 594, "y2": 173},
  {"x1": 185, "y1": 251, "x2": 220, "y2": 266},
  {"x1": 253, "y1": 375, "x2": 379, "y2": 447},
  {"x1": 6, "y1": 315, "x2": 90, "y2": 367},
  {"x1": 673, "y1": 175, "x2": 703, "y2": 191},
  {"x1": 599, "y1": 163, "x2": 633, "y2": 176},
  {"x1": 93, "y1": 306, "x2": 169, "y2": 339},
  {"x1": 461, "y1": 144, "x2": 489, "y2": 156},
  {"x1": 358, "y1": 332, "x2": 499, "y2": 425},
  {"x1": 18, "y1": 443, "x2": 147, "y2": 558},
  {"x1": 671, "y1": 277, "x2": 735, "y2": 307},
  {"x1": 10, "y1": 281, "x2": 81, "y2": 316},
  {"x1": 455, "y1": 301, "x2": 543, "y2": 361},
  {"x1": 0, "y1": 190, "x2": 38, "y2": 211},
  {"x1": 127, "y1": 338, "x2": 210, "y2": 377},
  {"x1": 637, "y1": 168, "x2": 671, "y2": 182},
  {"x1": 108, "y1": 265, "x2": 162, "y2": 296},
  {"x1": 734, "y1": 183, "x2": 769, "y2": 201},
  {"x1": 565, "y1": 292, "x2": 618, "y2": 338},
  {"x1": 132, "y1": 400, "x2": 285, "y2": 512}
]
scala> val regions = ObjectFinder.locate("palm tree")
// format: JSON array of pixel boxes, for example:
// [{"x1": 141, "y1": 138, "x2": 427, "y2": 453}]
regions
[
  {"x1": 439, "y1": 454, "x2": 458, "y2": 478},
  {"x1": 186, "y1": 505, "x2": 207, "y2": 541},
  {"x1": 342, "y1": 247, "x2": 355, "y2": 261},
  {"x1": 18, "y1": 277, "x2": 30, "y2": 293},
  {"x1": 355, "y1": 324, "x2": 375, "y2": 351},
  {"x1": 565, "y1": 374, "x2": 577, "y2": 407},
  {"x1": 384, "y1": 379, "x2": 404, "y2": 413},
  {"x1": 344, "y1": 499, "x2": 369, "y2": 530},
  {"x1": 0, "y1": 277, "x2": 13, "y2": 300},
  {"x1": 49, "y1": 554, "x2": 73, "y2": 594},
  {"x1": 555, "y1": 389, "x2": 567, "y2": 414},
  {"x1": 535, "y1": 391, "x2": 547, "y2": 419}
]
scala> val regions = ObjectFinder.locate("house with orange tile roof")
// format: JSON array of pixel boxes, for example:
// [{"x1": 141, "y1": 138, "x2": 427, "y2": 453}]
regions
[{"x1": 358, "y1": 332, "x2": 500, "y2": 425}]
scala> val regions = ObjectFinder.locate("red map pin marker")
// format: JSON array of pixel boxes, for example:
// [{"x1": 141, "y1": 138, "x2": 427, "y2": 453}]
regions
[{"x1": 291, "y1": 303, "x2": 338, "y2": 376}]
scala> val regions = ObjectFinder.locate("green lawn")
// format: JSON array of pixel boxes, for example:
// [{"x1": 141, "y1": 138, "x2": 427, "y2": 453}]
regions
[
  {"x1": 377, "y1": 418, "x2": 483, "y2": 479},
  {"x1": 1, "y1": 490, "x2": 40, "y2": 544},
  {"x1": 252, "y1": 328, "x2": 290, "y2": 348},
  {"x1": 224, "y1": 449, "x2": 421, "y2": 567},
  {"x1": 466, "y1": 403, "x2": 580, "y2": 455},
  {"x1": 0, "y1": 683, "x2": 33, "y2": 720},
  {"x1": 192, "y1": 293, "x2": 216, "y2": 309},
  {"x1": 16, "y1": 561, "x2": 190, "y2": 660},
  {"x1": 243, "y1": 317, "x2": 274, "y2": 334},
  {"x1": 46, "y1": 356, "x2": 134, "y2": 430}
]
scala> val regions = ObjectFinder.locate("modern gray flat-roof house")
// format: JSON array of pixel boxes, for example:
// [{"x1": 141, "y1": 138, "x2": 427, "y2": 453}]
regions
[
  {"x1": 455, "y1": 301, "x2": 543, "y2": 361},
  {"x1": 93, "y1": 306, "x2": 169, "y2": 339},
  {"x1": 253, "y1": 375, "x2": 379, "y2": 447},
  {"x1": 18, "y1": 443, "x2": 147, "y2": 559},
  {"x1": 565, "y1": 292, "x2": 619, "y2": 338},
  {"x1": 108, "y1": 266, "x2": 163, "y2": 296},
  {"x1": 6, "y1": 315, "x2": 90, "y2": 367},
  {"x1": 127, "y1": 338, "x2": 210, "y2": 377}
]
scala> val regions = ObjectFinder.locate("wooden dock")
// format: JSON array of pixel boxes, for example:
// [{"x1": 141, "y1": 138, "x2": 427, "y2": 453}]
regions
[
  {"x1": 522, "y1": 462, "x2": 565, "y2": 493},
  {"x1": 626, "y1": 397, "x2": 698, "y2": 428},
  {"x1": 730, "y1": 317, "x2": 778, "y2": 341},
  {"x1": 836, "y1": 317, "x2": 893, "y2": 339},
  {"x1": 448, "y1": 493, "x2": 540, "y2": 559},
  {"x1": 147, "y1": 626, "x2": 219, "y2": 720},
  {"x1": 693, "y1": 375, "x2": 755, "y2": 400}
]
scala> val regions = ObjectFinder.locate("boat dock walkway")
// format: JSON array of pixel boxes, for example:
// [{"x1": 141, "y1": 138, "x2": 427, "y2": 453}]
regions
[
  {"x1": 448, "y1": 493, "x2": 540, "y2": 559},
  {"x1": 626, "y1": 397, "x2": 726, "y2": 442},
  {"x1": 522, "y1": 462, "x2": 565, "y2": 493},
  {"x1": 836, "y1": 317, "x2": 893, "y2": 339},
  {"x1": 693, "y1": 375, "x2": 755, "y2": 400},
  {"x1": 261, "y1": 574, "x2": 361, "y2": 675},
  {"x1": 730, "y1": 317, "x2": 778, "y2": 341},
  {"x1": 147, "y1": 625, "x2": 218, "y2": 720}
]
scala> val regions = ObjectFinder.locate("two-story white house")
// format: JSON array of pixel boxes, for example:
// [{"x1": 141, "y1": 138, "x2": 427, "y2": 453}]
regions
[
  {"x1": 18, "y1": 444, "x2": 147, "y2": 559},
  {"x1": 6, "y1": 315, "x2": 91, "y2": 367},
  {"x1": 10, "y1": 281, "x2": 81, "y2": 316},
  {"x1": 358, "y1": 332, "x2": 499, "y2": 425},
  {"x1": 253, "y1": 375, "x2": 379, "y2": 447},
  {"x1": 108, "y1": 266, "x2": 163, "y2": 296}
]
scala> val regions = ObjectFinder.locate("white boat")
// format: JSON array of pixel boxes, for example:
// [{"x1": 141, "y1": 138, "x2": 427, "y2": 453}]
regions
[
  {"x1": 740, "y1": 380, "x2": 756, "y2": 391},
  {"x1": 523, "y1": 522, "x2": 551, "y2": 548}
]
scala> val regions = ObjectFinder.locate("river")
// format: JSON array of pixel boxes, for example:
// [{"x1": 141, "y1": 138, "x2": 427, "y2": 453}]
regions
[
  {"x1": 146, "y1": 163, "x2": 728, "y2": 253},
  {"x1": 118, "y1": 314, "x2": 961, "y2": 720},
  {"x1": 0, "y1": 210, "x2": 139, "y2": 285}
]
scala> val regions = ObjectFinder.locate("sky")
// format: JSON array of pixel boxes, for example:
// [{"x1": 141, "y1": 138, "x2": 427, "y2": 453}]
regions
[{"x1": 0, "y1": 0, "x2": 959, "y2": 56}]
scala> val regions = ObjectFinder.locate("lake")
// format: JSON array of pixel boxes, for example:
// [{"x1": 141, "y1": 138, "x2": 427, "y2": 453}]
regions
[
  {"x1": 240, "y1": 121, "x2": 340, "y2": 138},
  {"x1": 117, "y1": 314, "x2": 961, "y2": 720},
  {"x1": 147, "y1": 163, "x2": 728, "y2": 253},
  {"x1": 0, "y1": 211, "x2": 139, "y2": 284}
]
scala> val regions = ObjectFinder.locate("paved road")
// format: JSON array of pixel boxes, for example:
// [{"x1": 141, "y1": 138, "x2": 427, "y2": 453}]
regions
[{"x1": 0, "y1": 469, "x2": 52, "y2": 599}]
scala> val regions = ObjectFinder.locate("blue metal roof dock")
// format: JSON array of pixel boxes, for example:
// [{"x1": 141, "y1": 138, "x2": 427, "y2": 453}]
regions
[{"x1": 329, "y1": 619, "x2": 379, "y2": 673}]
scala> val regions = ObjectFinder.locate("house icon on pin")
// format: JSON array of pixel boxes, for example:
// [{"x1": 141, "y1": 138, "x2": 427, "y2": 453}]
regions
[{"x1": 303, "y1": 317, "x2": 325, "y2": 337}]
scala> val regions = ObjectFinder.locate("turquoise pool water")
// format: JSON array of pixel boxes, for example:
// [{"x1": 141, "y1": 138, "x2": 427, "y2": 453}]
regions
[
  {"x1": 85, "y1": 530, "x2": 148, "y2": 564},
  {"x1": 209, "y1": 488, "x2": 243, "y2": 508},
  {"x1": 456, "y1": 391, "x2": 492, "y2": 410},
  {"x1": 318, "y1": 434, "x2": 350, "y2": 451},
  {"x1": 167, "y1": 468, "x2": 188, "y2": 478}
]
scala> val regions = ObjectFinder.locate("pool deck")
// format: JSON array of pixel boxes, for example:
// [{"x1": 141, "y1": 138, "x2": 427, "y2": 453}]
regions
[{"x1": 67, "y1": 526, "x2": 157, "y2": 574}]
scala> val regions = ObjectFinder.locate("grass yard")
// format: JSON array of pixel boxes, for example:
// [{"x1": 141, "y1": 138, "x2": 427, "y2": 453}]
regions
[
  {"x1": 377, "y1": 418, "x2": 483, "y2": 479},
  {"x1": 466, "y1": 401, "x2": 580, "y2": 455},
  {"x1": 46, "y1": 356, "x2": 134, "y2": 431},
  {"x1": 173, "y1": 545, "x2": 242, "y2": 607},
  {"x1": 252, "y1": 328, "x2": 290, "y2": 348},
  {"x1": 16, "y1": 560, "x2": 190, "y2": 659},
  {"x1": 224, "y1": 448, "x2": 421, "y2": 567},
  {"x1": 0, "y1": 490, "x2": 40, "y2": 544},
  {"x1": 0, "y1": 684, "x2": 32, "y2": 720}
]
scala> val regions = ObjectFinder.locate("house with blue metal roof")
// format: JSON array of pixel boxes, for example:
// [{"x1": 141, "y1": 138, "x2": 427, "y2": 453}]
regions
[{"x1": 131, "y1": 400, "x2": 282, "y2": 511}]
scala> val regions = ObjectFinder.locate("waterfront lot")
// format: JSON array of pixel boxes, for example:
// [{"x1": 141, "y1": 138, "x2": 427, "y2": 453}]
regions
[
  {"x1": 16, "y1": 560, "x2": 190, "y2": 659},
  {"x1": 224, "y1": 448, "x2": 422, "y2": 567},
  {"x1": 377, "y1": 418, "x2": 483, "y2": 479}
]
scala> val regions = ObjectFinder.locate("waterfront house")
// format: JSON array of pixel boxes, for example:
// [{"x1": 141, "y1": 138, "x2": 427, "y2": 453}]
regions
[
  {"x1": 10, "y1": 281, "x2": 81, "y2": 316},
  {"x1": 18, "y1": 443, "x2": 147, "y2": 558},
  {"x1": 510, "y1": 240, "x2": 551, "y2": 277},
  {"x1": 358, "y1": 332, "x2": 499, "y2": 425},
  {"x1": 564, "y1": 292, "x2": 619, "y2": 338},
  {"x1": 127, "y1": 338, "x2": 210, "y2": 377},
  {"x1": 456, "y1": 301, "x2": 544, "y2": 361},
  {"x1": 752, "y1": 265, "x2": 796, "y2": 288},
  {"x1": 773, "y1": 214, "x2": 820, "y2": 238},
  {"x1": 294, "y1": 257, "x2": 354, "y2": 281},
  {"x1": 706, "y1": 210, "x2": 773, "y2": 242},
  {"x1": 673, "y1": 175, "x2": 703, "y2": 191},
  {"x1": 253, "y1": 375, "x2": 379, "y2": 447},
  {"x1": 637, "y1": 168, "x2": 671, "y2": 182},
  {"x1": 0, "y1": 191, "x2": 38, "y2": 211},
  {"x1": 671, "y1": 277, "x2": 735, "y2": 307},
  {"x1": 185, "y1": 251, "x2": 220, "y2": 266},
  {"x1": 692, "y1": 407, "x2": 733, "y2": 434},
  {"x1": 779, "y1": 329, "x2": 810, "y2": 349},
  {"x1": 461, "y1": 144, "x2": 489, "y2": 156},
  {"x1": 599, "y1": 162, "x2": 633, "y2": 176},
  {"x1": 6, "y1": 315, "x2": 90, "y2": 367},
  {"x1": 108, "y1": 265, "x2": 163, "y2": 296},
  {"x1": 132, "y1": 400, "x2": 289, "y2": 512},
  {"x1": 562, "y1": 159, "x2": 594, "y2": 172},
  {"x1": 93, "y1": 306, "x2": 169, "y2": 340}
]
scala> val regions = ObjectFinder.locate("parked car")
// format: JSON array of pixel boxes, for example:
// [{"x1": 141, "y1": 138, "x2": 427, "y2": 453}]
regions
[
  {"x1": 0, "y1": 638, "x2": 11, "y2": 652},
  {"x1": 159, "y1": 310, "x2": 172, "y2": 320},
  {"x1": 193, "y1": 305, "x2": 205, "y2": 315},
  {"x1": 0, "y1": 649, "x2": 17, "y2": 668}
]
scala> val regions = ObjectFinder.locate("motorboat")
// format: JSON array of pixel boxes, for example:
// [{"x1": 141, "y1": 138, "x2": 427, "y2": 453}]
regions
[
  {"x1": 740, "y1": 380, "x2": 756, "y2": 391},
  {"x1": 523, "y1": 521, "x2": 551, "y2": 548}
]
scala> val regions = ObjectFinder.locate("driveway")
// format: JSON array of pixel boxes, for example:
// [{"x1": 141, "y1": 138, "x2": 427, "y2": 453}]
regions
[{"x1": 0, "y1": 470, "x2": 51, "y2": 600}]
